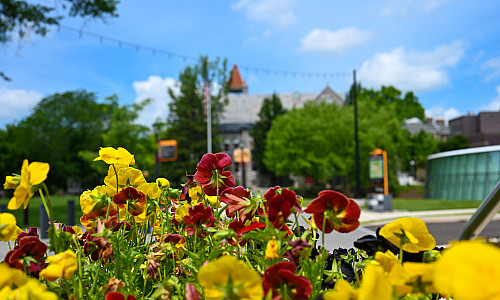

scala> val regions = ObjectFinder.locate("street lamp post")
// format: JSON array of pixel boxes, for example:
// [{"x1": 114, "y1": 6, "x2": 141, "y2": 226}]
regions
[{"x1": 153, "y1": 121, "x2": 161, "y2": 180}]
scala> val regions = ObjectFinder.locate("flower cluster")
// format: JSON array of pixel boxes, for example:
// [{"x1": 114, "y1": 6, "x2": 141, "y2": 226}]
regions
[{"x1": 1, "y1": 146, "x2": 499, "y2": 300}]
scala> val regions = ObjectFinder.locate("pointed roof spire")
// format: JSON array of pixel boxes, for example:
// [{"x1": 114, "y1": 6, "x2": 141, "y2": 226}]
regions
[{"x1": 229, "y1": 64, "x2": 247, "y2": 93}]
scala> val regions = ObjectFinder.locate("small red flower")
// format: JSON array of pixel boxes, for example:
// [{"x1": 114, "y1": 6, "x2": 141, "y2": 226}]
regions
[
  {"x1": 4, "y1": 235, "x2": 47, "y2": 275},
  {"x1": 227, "y1": 220, "x2": 265, "y2": 245},
  {"x1": 113, "y1": 187, "x2": 147, "y2": 216},
  {"x1": 264, "y1": 186, "x2": 303, "y2": 230},
  {"x1": 304, "y1": 190, "x2": 360, "y2": 233},
  {"x1": 194, "y1": 153, "x2": 235, "y2": 196},
  {"x1": 263, "y1": 261, "x2": 312, "y2": 300},
  {"x1": 182, "y1": 203, "x2": 215, "y2": 235},
  {"x1": 105, "y1": 292, "x2": 136, "y2": 300},
  {"x1": 220, "y1": 186, "x2": 255, "y2": 222}
]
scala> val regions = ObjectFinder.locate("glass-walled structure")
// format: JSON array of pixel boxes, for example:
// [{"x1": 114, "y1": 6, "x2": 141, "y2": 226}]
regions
[{"x1": 426, "y1": 145, "x2": 500, "y2": 200}]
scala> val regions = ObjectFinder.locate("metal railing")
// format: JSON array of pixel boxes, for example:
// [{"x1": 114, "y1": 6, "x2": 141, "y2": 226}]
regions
[{"x1": 459, "y1": 179, "x2": 500, "y2": 240}]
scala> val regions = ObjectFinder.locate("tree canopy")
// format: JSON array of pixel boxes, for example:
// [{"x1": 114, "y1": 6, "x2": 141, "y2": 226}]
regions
[
  {"x1": 250, "y1": 93, "x2": 287, "y2": 181},
  {"x1": 162, "y1": 56, "x2": 230, "y2": 185},
  {"x1": 0, "y1": 90, "x2": 155, "y2": 192},
  {"x1": 265, "y1": 86, "x2": 421, "y2": 195}
]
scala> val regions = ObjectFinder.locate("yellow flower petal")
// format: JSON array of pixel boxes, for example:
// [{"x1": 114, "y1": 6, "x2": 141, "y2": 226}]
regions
[
  {"x1": 434, "y1": 241, "x2": 500, "y2": 300},
  {"x1": 8, "y1": 183, "x2": 30, "y2": 210},
  {"x1": 94, "y1": 147, "x2": 135, "y2": 165},
  {"x1": 265, "y1": 240, "x2": 279, "y2": 259},
  {"x1": 358, "y1": 264, "x2": 393, "y2": 300},
  {"x1": 379, "y1": 217, "x2": 436, "y2": 253},
  {"x1": 198, "y1": 255, "x2": 263, "y2": 300},
  {"x1": 156, "y1": 178, "x2": 170, "y2": 189},
  {"x1": 27, "y1": 162, "x2": 50, "y2": 186},
  {"x1": 0, "y1": 213, "x2": 18, "y2": 242},
  {"x1": 3, "y1": 175, "x2": 18, "y2": 190},
  {"x1": 40, "y1": 250, "x2": 78, "y2": 281},
  {"x1": 323, "y1": 280, "x2": 357, "y2": 300}
]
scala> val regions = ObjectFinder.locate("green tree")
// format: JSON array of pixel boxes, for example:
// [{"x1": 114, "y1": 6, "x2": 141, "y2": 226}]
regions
[
  {"x1": 162, "y1": 57, "x2": 229, "y2": 185},
  {"x1": 0, "y1": 90, "x2": 111, "y2": 191},
  {"x1": 1, "y1": 0, "x2": 119, "y2": 80},
  {"x1": 265, "y1": 100, "x2": 407, "y2": 195},
  {"x1": 347, "y1": 85, "x2": 425, "y2": 121},
  {"x1": 438, "y1": 134, "x2": 468, "y2": 152},
  {"x1": 250, "y1": 93, "x2": 286, "y2": 183},
  {"x1": 403, "y1": 130, "x2": 439, "y2": 171},
  {"x1": 0, "y1": 90, "x2": 156, "y2": 192}
]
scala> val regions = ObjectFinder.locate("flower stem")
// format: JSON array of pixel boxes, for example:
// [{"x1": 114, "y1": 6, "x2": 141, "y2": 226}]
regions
[{"x1": 40, "y1": 184, "x2": 60, "y2": 252}]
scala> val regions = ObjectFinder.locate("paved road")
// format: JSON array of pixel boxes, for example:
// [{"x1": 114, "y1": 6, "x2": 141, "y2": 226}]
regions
[{"x1": 366, "y1": 220, "x2": 500, "y2": 246}]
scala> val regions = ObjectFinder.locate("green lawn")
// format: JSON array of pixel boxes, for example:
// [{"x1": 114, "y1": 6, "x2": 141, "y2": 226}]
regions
[
  {"x1": 302, "y1": 197, "x2": 482, "y2": 211},
  {"x1": 0, "y1": 195, "x2": 82, "y2": 228}
]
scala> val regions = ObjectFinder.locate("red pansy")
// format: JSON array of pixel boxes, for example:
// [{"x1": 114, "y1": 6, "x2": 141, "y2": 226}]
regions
[{"x1": 304, "y1": 190, "x2": 360, "y2": 233}]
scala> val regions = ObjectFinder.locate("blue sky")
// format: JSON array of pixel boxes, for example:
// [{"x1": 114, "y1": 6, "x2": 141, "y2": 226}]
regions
[{"x1": 2, "y1": 0, "x2": 500, "y2": 128}]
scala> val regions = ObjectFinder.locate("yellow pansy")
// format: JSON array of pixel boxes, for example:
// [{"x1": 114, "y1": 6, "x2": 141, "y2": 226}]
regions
[
  {"x1": 434, "y1": 241, "x2": 500, "y2": 300},
  {"x1": 188, "y1": 185, "x2": 203, "y2": 204},
  {"x1": 357, "y1": 264, "x2": 393, "y2": 300},
  {"x1": 137, "y1": 182, "x2": 161, "y2": 199},
  {"x1": 374, "y1": 250, "x2": 400, "y2": 273},
  {"x1": 0, "y1": 263, "x2": 27, "y2": 290},
  {"x1": 265, "y1": 240, "x2": 279, "y2": 259},
  {"x1": 388, "y1": 262, "x2": 437, "y2": 297},
  {"x1": 0, "y1": 213, "x2": 18, "y2": 242},
  {"x1": 79, "y1": 185, "x2": 111, "y2": 215},
  {"x1": 323, "y1": 280, "x2": 357, "y2": 300},
  {"x1": 5, "y1": 278, "x2": 58, "y2": 300},
  {"x1": 3, "y1": 175, "x2": 18, "y2": 190},
  {"x1": 156, "y1": 178, "x2": 170, "y2": 189},
  {"x1": 71, "y1": 226, "x2": 83, "y2": 235},
  {"x1": 104, "y1": 166, "x2": 146, "y2": 193},
  {"x1": 198, "y1": 255, "x2": 263, "y2": 300},
  {"x1": 7, "y1": 159, "x2": 50, "y2": 210},
  {"x1": 379, "y1": 217, "x2": 436, "y2": 253},
  {"x1": 175, "y1": 204, "x2": 191, "y2": 223},
  {"x1": 93, "y1": 147, "x2": 135, "y2": 165},
  {"x1": 40, "y1": 250, "x2": 78, "y2": 281}
]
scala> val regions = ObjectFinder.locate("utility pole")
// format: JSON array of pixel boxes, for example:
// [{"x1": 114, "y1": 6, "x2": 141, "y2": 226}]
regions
[{"x1": 353, "y1": 69, "x2": 361, "y2": 198}]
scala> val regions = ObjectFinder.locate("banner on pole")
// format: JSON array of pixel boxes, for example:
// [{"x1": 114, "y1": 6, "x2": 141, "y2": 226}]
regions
[{"x1": 158, "y1": 140, "x2": 177, "y2": 162}]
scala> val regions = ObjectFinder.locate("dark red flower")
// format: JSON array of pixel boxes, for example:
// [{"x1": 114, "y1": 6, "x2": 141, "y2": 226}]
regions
[
  {"x1": 263, "y1": 261, "x2": 312, "y2": 300},
  {"x1": 182, "y1": 203, "x2": 215, "y2": 235},
  {"x1": 220, "y1": 186, "x2": 256, "y2": 222},
  {"x1": 105, "y1": 292, "x2": 136, "y2": 300},
  {"x1": 16, "y1": 227, "x2": 39, "y2": 241},
  {"x1": 4, "y1": 235, "x2": 47, "y2": 275},
  {"x1": 194, "y1": 153, "x2": 235, "y2": 196},
  {"x1": 304, "y1": 190, "x2": 360, "y2": 233},
  {"x1": 113, "y1": 187, "x2": 147, "y2": 216},
  {"x1": 227, "y1": 220, "x2": 265, "y2": 245},
  {"x1": 284, "y1": 239, "x2": 311, "y2": 265},
  {"x1": 264, "y1": 186, "x2": 303, "y2": 231}
]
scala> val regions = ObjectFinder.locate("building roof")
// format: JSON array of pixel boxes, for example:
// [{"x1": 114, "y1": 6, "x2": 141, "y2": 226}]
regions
[
  {"x1": 221, "y1": 86, "x2": 344, "y2": 124},
  {"x1": 403, "y1": 117, "x2": 450, "y2": 136}
]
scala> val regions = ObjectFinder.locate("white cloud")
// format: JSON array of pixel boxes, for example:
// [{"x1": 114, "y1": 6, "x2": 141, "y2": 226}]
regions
[
  {"x1": 481, "y1": 57, "x2": 500, "y2": 82},
  {"x1": 381, "y1": 0, "x2": 451, "y2": 16},
  {"x1": 359, "y1": 40, "x2": 465, "y2": 92},
  {"x1": 425, "y1": 105, "x2": 461, "y2": 123},
  {"x1": 232, "y1": 0, "x2": 296, "y2": 29},
  {"x1": 479, "y1": 86, "x2": 500, "y2": 111},
  {"x1": 299, "y1": 28, "x2": 374, "y2": 56},
  {"x1": 132, "y1": 76, "x2": 178, "y2": 128},
  {"x1": 0, "y1": 86, "x2": 42, "y2": 126}
]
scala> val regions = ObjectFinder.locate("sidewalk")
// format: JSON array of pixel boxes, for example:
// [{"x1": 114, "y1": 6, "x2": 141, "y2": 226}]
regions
[{"x1": 359, "y1": 208, "x2": 500, "y2": 226}]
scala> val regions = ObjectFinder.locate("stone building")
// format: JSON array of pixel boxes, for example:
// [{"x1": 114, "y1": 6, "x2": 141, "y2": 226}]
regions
[
  {"x1": 219, "y1": 84, "x2": 344, "y2": 188},
  {"x1": 449, "y1": 111, "x2": 500, "y2": 147}
]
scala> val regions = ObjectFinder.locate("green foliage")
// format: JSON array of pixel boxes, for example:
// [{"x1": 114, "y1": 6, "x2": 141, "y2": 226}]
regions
[
  {"x1": 402, "y1": 130, "x2": 439, "y2": 170},
  {"x1": 250, "y1": 93, "x2": 286, "y2": 176},
  {"x1": 348, "y1": 85, "x2": 425, "y2": 122},
  {"x1": 438, "y1": 134, "x2": 468, "y2": 152},
  {"x1": 0, "y1": 0, "x2": 118, "y2": 44},
  {"x1": 162, "y1": 56, "x2": 229, "y2": 185},
  {"x1": 0, "y1": 90, "x2": 155, "y2": 192},
  {"x1": 265, "y1": 98, "x2": 409, "y2": 194}
]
